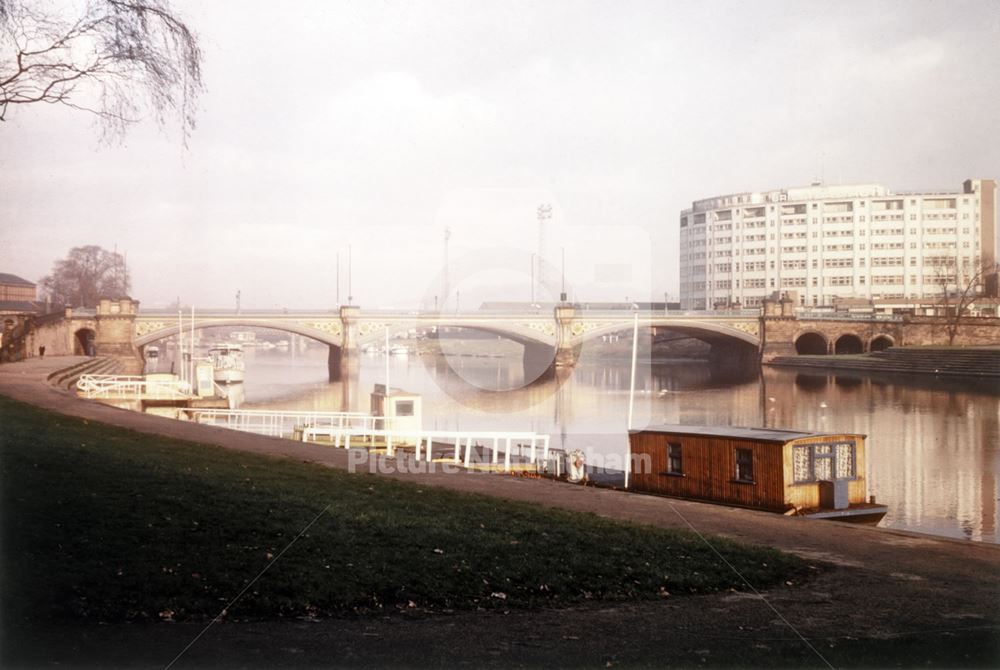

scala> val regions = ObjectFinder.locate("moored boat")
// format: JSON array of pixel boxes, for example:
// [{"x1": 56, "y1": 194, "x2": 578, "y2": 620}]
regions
[
  {"x1": 627, "y1": 425, "x2": 888, "y2": 525},
  {"x1": 208, "y1": 343, "x2": 245, "y2": 384}
]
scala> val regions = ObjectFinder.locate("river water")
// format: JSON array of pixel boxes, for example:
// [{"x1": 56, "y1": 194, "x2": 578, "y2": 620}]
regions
[{"x1": 151, "y1": 342, "x2": 999, "y2": 543}]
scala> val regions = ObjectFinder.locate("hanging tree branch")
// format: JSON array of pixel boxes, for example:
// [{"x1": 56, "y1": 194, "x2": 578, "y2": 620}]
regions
[{"x1": 0, "y1": 0, "x2": 203, "y2": 144}]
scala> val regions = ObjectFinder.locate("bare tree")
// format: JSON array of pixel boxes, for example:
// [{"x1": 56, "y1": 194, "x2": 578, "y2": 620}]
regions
[
  {"x1": 932, "y1": 257, "x2": 998, "y2": 346},
  {"x1": 0, "y1": 0, "x2": 202, "y2": 143},
  {"x1": 40, "y1": 245, "x2": 131, "y2": 307}
]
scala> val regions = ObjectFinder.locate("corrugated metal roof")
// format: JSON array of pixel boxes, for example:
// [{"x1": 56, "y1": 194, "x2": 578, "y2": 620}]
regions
[
  {"x1": 0, "y1": 273, "x2": 36, "y2": 286},
  {"x1": 0, "y1": 300, "x2": 44, "y2": 313},
  {"x1": 629, "y1": 424, "x2": 864, "y2": 443}
]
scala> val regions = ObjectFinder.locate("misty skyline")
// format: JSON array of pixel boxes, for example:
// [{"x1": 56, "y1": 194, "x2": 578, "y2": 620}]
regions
[{"x1": 2, "y1": 0, "x2": 998, "y2": 309}]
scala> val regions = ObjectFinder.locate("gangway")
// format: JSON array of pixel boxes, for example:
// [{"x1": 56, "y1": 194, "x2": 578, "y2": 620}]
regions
[
  {"x1": 184, "y1": 407, "x2": 555, "y2": 474},
  {"x1": 183, "y1": 408, "x2": 375, "y2": 439},
  {"x1": 301, "y1": 424, "x2": 553, "y2": 472},
  {"x1": 76, "y1": 374, "x2": 191, "y2": 399}
]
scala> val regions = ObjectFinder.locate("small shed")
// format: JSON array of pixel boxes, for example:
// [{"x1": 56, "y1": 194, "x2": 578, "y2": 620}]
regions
[
  {"x1": 370, "y1": 384, "x2": 422, "y2": 436},
  {"x1": 628, "y1": 425, "x2": 882, "y2": 519}
]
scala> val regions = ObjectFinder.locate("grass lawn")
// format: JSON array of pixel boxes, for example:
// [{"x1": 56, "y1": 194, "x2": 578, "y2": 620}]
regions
[{"x1": 0, "y1": 394, "x2": 806, "y2": 625}]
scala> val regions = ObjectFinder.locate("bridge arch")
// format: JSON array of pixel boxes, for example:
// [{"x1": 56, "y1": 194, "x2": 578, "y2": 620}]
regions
[
  {"x1": 353, "y1": 320, "x2": 553, "y2": 348},
  {"x1": 567, "y1": 320, "x2": 760, "y2": 350},
  {"x1": 834, "y1": 333, "x2": 864, "y2": 355},
  {"x1": 134, "y1": 319, "x2": 342, "y2": 348},
  {"x1": 869, "y1": 334, "x2": 894, "y2": 352},
  {"x1": 795, "y1": 332, "x2": 828, "y2": 355}
]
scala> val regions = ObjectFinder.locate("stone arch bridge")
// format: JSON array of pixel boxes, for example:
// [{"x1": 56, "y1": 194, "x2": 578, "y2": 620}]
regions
[
  {"x1": 133, "y1": 305, "x2": 762, "y2": 380},
  {"x1": 13, "y1": 299, "x2": 998, "y2": 378}
]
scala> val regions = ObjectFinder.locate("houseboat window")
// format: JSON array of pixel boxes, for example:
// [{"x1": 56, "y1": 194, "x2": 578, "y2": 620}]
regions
[
  {"x1": 735, "y1": 449, "x2": 754, "y2": 482},
  {"x1": 793, "y1": 446, "x2": 811, "y2": 482},
  {"x1": 395, "y1": 400, "x2": 414, "y2": 417},
  {"x1": 667, "y1": 442, "x2": 683, "y2": 474},
  {"x1": 836, "y1": 443, "x2": 855, "y2": 478},
  {"x1": 792, "y1": 442, "x2": 857, "y2": 483},
  {"x1": 814, "y1": 444, "x2": 833, "y2": 481}
]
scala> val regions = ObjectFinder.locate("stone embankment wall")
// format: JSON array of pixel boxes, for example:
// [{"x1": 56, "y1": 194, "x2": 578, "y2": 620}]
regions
[{"x1": 760, "y1": 315, "x2": 1000, "y2": 361}]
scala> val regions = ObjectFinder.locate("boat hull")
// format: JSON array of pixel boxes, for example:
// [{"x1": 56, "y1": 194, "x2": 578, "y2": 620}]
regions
[
  {"x1": 213, "y1": 369, "x2": 245, "y2": 384},
  {"x1": 801, "y1": 504, "x2": 888, "y2": 525}
]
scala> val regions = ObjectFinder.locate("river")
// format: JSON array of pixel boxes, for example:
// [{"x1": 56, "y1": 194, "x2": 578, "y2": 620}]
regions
[{"x1": 150, "y1": 340, "x2": 1000, "y2": 543}]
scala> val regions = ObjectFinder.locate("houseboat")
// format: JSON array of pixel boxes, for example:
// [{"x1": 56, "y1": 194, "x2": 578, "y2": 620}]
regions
[
  {"x1": 208, "y1": 343, "x2": 245, "y2": 384},
  {"x1": 627, "y1": 425, "x2": 887, "y2": 524}
]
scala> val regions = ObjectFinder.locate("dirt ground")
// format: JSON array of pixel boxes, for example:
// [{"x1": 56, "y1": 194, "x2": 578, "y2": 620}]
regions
[{"x1": 2, "y1": 357, "x2": 998, "y2": 668}]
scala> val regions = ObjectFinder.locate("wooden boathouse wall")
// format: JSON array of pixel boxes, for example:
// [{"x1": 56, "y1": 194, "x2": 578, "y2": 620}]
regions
[
  {"x1": 629, "y1": 430, "x2": 868, "y2": 512},
  {"x1": 782, "y1": 434, "x2": 869, "y2": 510}
]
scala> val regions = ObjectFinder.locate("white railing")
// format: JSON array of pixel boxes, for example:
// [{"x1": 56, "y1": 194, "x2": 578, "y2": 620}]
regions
[
  {"x1": 183, "y1": 408, "x2": 375, "y2": 439},
  {"x1": 301, "y1": 425, "x2": 552, "y2": 471},
  {"x1": 76, "y1": 374, "x2": 191, "y2": 399},
  {"x1": 181, "y1": 408, "x2": 555, "y2": 474}
]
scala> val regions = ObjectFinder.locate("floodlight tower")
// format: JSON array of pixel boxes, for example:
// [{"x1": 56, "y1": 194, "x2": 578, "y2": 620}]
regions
[
  {"x1": 536, "y1": 204, "x2": 552, "y2": 301},
  {"x1": 442, "y1": 227, "x2": 451, "y2": 311}
]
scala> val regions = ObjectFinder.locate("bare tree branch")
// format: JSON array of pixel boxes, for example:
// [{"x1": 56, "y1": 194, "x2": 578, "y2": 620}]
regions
[
  {"x1": 0, "y1": 0, "x2": 203, "y2": 145},
  {"x1": 934, "y1": 255, "x2": 998, "y2": 345},
  {"x1": 40, "y1": 245, "x2": 132, "y2": 308}
]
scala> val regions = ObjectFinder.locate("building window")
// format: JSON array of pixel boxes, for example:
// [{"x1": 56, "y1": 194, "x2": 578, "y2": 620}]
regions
[
  {"x1": 395, "y1": 400, "x2": 415, "y2": 416},
  {"x1": 667, "y1": 442, "x2": 683, "y2": 474},
  {"x1": 735, "y1": 448, "x2": 754, "y2": 482}
]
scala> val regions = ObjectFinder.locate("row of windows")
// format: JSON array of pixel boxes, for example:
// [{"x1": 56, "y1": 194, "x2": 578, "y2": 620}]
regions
[
  {"x1": 665, "y1": 444, "x2": 756, "y2": 482},
  {"x1": 688, "y1": 254, "x2": 980, "y2": 273},
  {"x1": 792, "y1": 443, "x2": 856, "y2": 482},
  {"x1": 682, "y1": 226, "x2": 978, "y2": 247},
  {"x1": 665, "y1": 442, "x2": 858, "y2": 484},
  {"x1": 681, "y1": 193, "x2": 979, "y2": 227}
]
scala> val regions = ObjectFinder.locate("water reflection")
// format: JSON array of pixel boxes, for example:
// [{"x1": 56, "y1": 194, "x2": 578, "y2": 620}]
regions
[{"x1": 153, "y1": 344, "x2": 999, "y2": 543}]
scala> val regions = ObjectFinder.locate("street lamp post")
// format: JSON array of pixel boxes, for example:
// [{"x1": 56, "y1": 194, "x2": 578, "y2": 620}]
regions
[
  {"x1": 347, "y1": 244, "x2": 353, "y2": 305},
  {"x1": 560, "y1": 246, "x2": 567, "y2": 303},
  {"x1": 531, "y1": 252, "x2": 536, "y2": 305}
]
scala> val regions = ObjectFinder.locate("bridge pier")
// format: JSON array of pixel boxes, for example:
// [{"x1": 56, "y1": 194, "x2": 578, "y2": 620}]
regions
[
  {"x1": 707, "y1": 339, "x2": 759, "y2": 372},
  {"x1": 553, "y1": 304, "x2": 579, "y2": 369},
  {"x1": 327, "y1": 345, "x2": 359, "y2": 382},
  {"x1": 758, "y1": 295, "x2": 798, "y2": 362},
  {"x1": 330, "y1": 305, "x2": 362, "y2": 382},
  {"x1": 522, "y1": 342, "x2": 556, "y2": 383}
]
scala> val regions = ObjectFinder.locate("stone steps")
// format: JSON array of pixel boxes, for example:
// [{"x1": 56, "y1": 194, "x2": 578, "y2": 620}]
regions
[
  {"x1": 48, "y1": 357, "x2": 124, "y2": 390},
  {"x1": 769, "y1": 347, "x2": 1000, "y2": 378}
]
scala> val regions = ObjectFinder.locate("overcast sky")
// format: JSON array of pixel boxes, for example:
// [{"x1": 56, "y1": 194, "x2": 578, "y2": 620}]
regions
[{"x1": 2, "y1": 0, "x2": 998, "y2": 309}]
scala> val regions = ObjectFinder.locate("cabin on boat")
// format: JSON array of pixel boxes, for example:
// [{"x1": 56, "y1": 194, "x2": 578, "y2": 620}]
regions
[
  {"x1": 627, "y1": 425, "x2": 886, "y2": 521},
  {"x1": 370, "y1": 384, "x2": 422, "y2": 437}
]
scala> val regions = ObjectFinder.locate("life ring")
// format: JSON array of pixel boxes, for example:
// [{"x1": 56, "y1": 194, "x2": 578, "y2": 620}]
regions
[{"x1": 568, "y1": 449, "x2": 587, "y2": 483}]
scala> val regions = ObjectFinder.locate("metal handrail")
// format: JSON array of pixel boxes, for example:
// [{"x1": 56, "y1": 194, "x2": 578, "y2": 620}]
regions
[
  {"x1": 184, "y1": 408, "x2": 375, "y2": 439},
  {"x1": 76, "y1": 374, "x2": 191, "y2": 399},
  {"x1": 301, "y1": 425, "x2": 552, "y2": 470}
]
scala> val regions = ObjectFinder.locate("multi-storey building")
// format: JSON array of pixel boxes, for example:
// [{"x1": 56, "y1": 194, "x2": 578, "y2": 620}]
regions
[{"x1": 678, "y1": 179, "x2": 997, "y2": 310}]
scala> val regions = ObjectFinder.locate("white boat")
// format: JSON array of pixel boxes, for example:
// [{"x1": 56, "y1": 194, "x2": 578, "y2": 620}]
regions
[
  {"x1": 146, "y1": 345, "x2": 160, "y2": 358},
  {"x1": 390, "y1": 345, "x2": 409, "y2": 356},
  {"x1": 208, "y1": 343, "x2": 245, "y2": 383}
]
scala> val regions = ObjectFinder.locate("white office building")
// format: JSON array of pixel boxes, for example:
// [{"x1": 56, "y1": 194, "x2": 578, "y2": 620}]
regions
[{"x1": 678, "y1": 179, "x2": 997, "y2": 310}]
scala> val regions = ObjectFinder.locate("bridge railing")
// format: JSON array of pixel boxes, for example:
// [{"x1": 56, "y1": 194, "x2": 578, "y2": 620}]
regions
[
  {"x1": 76, "y1": 374, "x2": 191, "y2": 399},
  {"x1": 793, "y1": 311, "x2": 904, "y2": 322}
]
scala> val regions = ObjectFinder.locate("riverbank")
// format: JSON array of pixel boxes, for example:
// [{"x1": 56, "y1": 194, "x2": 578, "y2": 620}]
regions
[
  {"x1": 2, "y1": 357, "x2": 999, "y2": 667},
  {"x1": 767, "y1": 345, "x2": 1000, "y2": 378}
]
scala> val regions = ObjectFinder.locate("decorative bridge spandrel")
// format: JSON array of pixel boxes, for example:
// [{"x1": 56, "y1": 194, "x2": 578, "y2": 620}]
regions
[
  {"x1": 133, "y1": 314, "x2": 344, "y2": 347},
  {"x1": 132, "y1": 308, "x2": 762, "y2": 357}
]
